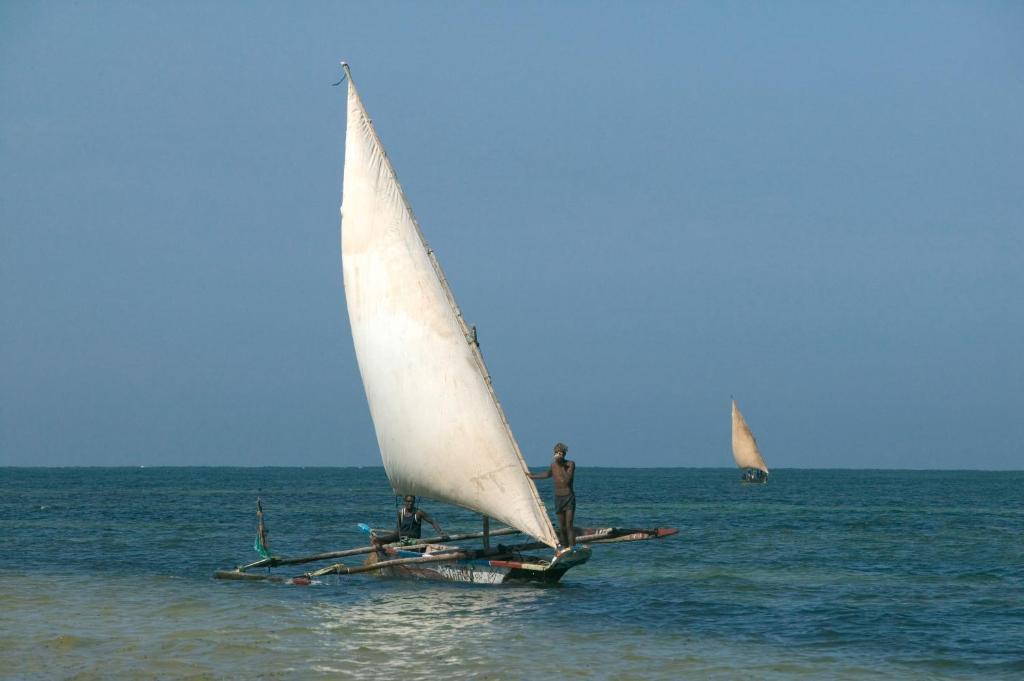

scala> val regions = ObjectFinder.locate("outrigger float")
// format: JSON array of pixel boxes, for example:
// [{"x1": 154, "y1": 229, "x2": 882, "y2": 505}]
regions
[{"x1": 216, "y1": 63, "x2": 676, "y2": 586}]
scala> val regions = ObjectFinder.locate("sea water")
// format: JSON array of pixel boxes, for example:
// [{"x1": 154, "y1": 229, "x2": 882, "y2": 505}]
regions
[{"x1": 1, "y1": 467, "x2": 1022, "y2": 680}]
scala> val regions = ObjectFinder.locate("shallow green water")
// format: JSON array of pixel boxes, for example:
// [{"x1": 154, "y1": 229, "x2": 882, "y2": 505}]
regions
[{"x1": 2, "y1": 468, "x2": 1022, "y2": 679}]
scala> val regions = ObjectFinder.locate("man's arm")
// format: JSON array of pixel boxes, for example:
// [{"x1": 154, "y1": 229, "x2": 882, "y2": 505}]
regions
[
  {"x1": 528, "y1": 463, "x2": 553, "y2": 480},
  {"x1": 418, "y1": 510, "x2": 446, "y2": 538}
]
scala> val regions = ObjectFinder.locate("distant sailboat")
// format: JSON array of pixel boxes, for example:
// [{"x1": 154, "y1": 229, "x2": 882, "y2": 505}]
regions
[{"x1": 732, "y1": 399, "x2": 768, "y2": 483}]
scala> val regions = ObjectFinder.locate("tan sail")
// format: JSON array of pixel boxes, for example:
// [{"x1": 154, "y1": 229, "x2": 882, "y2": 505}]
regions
[
  {"x1": 731, "y1": 399, "x2": 768, "y2": 474},
  {"x1": 339, "y1": 66, "x2": 559, "y2": 548}
]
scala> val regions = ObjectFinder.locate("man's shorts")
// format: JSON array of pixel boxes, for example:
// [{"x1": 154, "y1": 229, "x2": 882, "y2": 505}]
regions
[{"x1": 555, "y1": 492, "x2": 576, "y2": 513}]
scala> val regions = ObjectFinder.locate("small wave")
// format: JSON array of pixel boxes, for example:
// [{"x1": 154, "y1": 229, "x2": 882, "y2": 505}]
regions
[{"x1": 41, "y1": 634, "x2": 100, "y2": 651}]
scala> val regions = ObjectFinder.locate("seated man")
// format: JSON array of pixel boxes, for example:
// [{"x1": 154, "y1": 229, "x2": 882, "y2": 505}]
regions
[{"x1": 371, "y1": 495, "x2": 447, "y2": 545}]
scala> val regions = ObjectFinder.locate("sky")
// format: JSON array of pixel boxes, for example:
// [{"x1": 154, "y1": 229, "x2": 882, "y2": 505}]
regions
[{"x1": 1, "y1": 1, "x2": 1022, "y2": 469}]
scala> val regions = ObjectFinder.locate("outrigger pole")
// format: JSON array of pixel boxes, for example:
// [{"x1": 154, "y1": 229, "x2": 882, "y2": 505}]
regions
[
  {"x1": 219, "y1": 538, "x2": 542, "y2": 583},
  {"x1": 224, "y1": 526, "x2": 523, "y2": 574},
  {"x1": 217, "y1": 549, "x2": 473, "y2": 583}
]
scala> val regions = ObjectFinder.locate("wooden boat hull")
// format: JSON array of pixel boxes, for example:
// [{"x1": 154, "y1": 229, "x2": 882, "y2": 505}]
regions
[
  {"x1": 369, "y1": 544, "x2": 591, "y2": 585},
  {"x1": 740, "y1": 469, "x2": 769, "y2": 484}
]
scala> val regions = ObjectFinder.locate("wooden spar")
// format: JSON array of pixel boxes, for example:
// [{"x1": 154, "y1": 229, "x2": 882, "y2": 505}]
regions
[
  {"x1": 217, "y1": 550, "x2": 471, "y2": 582},
  {"x1": 307, "y1": 550, "x2": 469, "y2": 578},
  {"x1": 487, "y1": 527, "x2": 679, "y2": 552},
  {"x1": 482, "y1": 515, "x2": 490, "y2": 551},
  {"x1": 305, "y1": 535, "x2": 561, "y2": 579},
  {"x1": 232, "y1": 526, "x2": 522, "y2": 572},
  {"x1": 218, "y1": 544, "x2": 514, "y2": 583},
  {"x1": 354, "y1": 528, "x2": 678, "y2": 571},
  {"x1": 217, "y1": 537, "x2": 554, "y2": 583},
  {"x1": 230, "y1": 525, "x2": 672, "y2": 573}
]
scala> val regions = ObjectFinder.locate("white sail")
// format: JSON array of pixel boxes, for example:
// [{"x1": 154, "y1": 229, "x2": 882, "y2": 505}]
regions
[
  {"x1": 731, "y1": 399, "x2": 769, "y2": 474},
  {"x1": 339, "y1": 68, "x2": 560, "y2": 548}
]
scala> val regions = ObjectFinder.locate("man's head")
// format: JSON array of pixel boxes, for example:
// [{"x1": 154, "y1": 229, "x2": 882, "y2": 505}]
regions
[
  {"x1": 553, "y1": 442, "x2": 568, "y2": 460},
  {"x1": 403, "y1": 495, "x2": 416, "y2": 509}
]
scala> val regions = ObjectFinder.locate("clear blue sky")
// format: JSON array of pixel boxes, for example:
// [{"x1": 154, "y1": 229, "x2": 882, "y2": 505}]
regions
[{"x1": 2, "y1": 2, "x2": 1022, "y2": 468}]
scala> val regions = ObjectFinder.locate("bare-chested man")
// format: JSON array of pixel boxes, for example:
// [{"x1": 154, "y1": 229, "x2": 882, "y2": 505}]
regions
[
  {"x1": 528, "y1": 442, "x2": 576, "y2": 548},
  {"x1": 370, "y1": 495, "x2": 446, "y2": 546}
]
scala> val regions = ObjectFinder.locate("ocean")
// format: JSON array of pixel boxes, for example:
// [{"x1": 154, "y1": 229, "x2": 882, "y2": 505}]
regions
[{"x1": 1, "y1": 467, "x2": 1022, "y2": 680}]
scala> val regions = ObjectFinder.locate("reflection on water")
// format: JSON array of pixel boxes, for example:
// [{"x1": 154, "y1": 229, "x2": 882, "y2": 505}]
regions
[{"x1": 307, "y1": 584, "x2": 552, "y2": 677}]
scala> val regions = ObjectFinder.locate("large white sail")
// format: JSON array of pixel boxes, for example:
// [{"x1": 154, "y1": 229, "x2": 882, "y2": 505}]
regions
[
  {"x1": 339, "y1": 67, "x2": 560, "y2": 548},
  {"x1": 731, "y1": 399, "x2": 769, "y2": 474}
]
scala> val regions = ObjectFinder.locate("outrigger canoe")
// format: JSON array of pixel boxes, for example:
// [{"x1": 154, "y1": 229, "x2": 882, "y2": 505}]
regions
[
  {"x1": 215, "y1": 63, "x2": 678, "y2": 587},
  {"x1": 215, "y1": 525, "x2": 677, "y2": 585}
]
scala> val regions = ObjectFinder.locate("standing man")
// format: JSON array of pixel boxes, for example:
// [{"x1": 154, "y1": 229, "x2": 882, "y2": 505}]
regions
[{"x1": 528, "y1": 442, "x2": 576, "y2": 548}]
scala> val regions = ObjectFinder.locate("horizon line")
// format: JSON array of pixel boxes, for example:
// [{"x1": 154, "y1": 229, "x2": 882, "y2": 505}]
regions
[{"x1": 2, "y1": 465, "x2": 1022, "y2": 472}]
